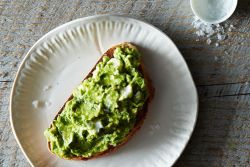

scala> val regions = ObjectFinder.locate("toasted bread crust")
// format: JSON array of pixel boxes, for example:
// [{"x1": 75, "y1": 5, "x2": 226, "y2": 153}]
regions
[{"x1": 48, "y1": 42, "x2": 154, "y2": 160}]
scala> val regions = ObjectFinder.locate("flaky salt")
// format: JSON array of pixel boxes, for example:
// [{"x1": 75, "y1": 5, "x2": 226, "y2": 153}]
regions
[
  {"x1": 192, "y1": 16, "x2": 234, "y2": 46},
  {"x1": 207, "y1": 38, "x2": 212, "y2": 45}
]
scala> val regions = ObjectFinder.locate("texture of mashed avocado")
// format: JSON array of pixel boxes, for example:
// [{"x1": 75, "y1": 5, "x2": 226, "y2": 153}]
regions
[{"x1": 44, "y1": 46, "x2": 148, "y2": 158}]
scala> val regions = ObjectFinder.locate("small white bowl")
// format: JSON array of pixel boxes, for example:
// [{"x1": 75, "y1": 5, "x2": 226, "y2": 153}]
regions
[{"x1": 190, "y1": 0, "x2": 238, "y2": 24}]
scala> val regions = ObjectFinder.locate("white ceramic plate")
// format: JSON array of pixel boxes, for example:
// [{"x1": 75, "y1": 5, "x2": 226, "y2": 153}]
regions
[{"x1": 10, "y1": 15, "x2": 198, "y2": 167}]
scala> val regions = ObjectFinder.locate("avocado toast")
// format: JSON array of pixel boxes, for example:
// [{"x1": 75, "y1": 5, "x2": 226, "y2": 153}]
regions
[{"x1": 44, "y1": 42, "x2": 154, "y2": 160}]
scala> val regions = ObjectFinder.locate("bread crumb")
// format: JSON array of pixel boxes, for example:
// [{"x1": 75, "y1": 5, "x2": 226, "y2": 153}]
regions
[
  {"x1": 32, "y1": 100, "x2": 41, "y2": 108},
  {"x1": 148, "y1": 131, "x2": 154, "y2": 136},
  {"x1": 150, "y1": 124, "x2": 161, "y2": 130},
  {"x1": 148, "y1": 124, "x2": 160, "y2": 136},
  {"x1": 32, "y1": 100, "x2": 51, "y2": 108},
  {"x1": 43, "y1": 85, "x2": 52, "y2": 91},
  {"x1": 45, "y1": 101, "x2": 51, "y2": 107}
]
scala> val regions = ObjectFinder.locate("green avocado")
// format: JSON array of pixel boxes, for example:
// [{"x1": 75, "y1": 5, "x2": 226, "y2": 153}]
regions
[{"x1": 44, "y1": 46, "x2": 148, "y2": 158}]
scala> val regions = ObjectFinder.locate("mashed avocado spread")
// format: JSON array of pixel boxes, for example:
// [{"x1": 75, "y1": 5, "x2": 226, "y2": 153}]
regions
[{"x1": 44, "y1": 46, "x2": 148, "y2": 158}]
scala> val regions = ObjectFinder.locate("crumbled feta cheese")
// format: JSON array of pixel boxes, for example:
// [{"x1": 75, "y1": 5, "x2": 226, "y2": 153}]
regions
[
  {"x1": 119, "y1": 85, "x2": 133, "y2": 100},
  {"x1": 95, "y1": 121, "x2": 103, "y2": 132}
]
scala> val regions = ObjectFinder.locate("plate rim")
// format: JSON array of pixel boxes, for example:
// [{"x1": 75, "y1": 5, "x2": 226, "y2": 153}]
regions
[{"x1": 9, "y1": 14, "x2": 198, "y2": 167}]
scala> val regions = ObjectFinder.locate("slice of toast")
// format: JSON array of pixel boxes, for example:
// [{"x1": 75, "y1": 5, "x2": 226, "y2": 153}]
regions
[{"x1": 47, "y1": 42, "x2": 154, "y2": 160}]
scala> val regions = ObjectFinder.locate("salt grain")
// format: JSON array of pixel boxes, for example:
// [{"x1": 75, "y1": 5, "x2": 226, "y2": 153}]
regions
[
  {"x1": 217, "y1": 33, "x2": 226, "y2": 41},
  {"x1": 207, "y1": 38, "x2": 212, "y2": 45},
  {"x1": 196, "y1": 30, "x2": 205, "y2": 36}
]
